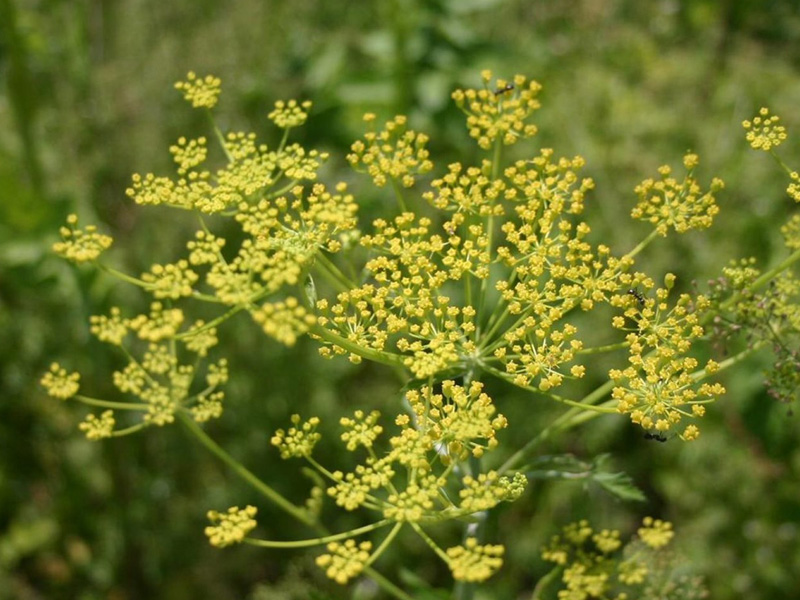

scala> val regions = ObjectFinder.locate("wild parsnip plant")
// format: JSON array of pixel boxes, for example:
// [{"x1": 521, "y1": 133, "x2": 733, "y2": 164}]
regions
[{"x1": 41, "y1": 70, "x2": 800, "y2": 598}]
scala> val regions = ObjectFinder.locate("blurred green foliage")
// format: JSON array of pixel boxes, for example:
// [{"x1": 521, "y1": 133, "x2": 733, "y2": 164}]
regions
[{"x1": 2, "y1": 0, "x2": 800, "y2": 598}]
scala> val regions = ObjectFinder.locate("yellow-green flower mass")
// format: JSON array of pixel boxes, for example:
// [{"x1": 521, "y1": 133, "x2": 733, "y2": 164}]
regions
[
  {"x1": 175, "y1": 71, "x2": 222, "y2": 109},
  {"x1": 52, "y1": 214, "x2": 113, "y2": 263},
  {"x1": 204, "y1": 505, "x2": 258, "y2": 548},
  {"x1": 446, "y1": 538, "x2": 504, "y2": 582},
  {"x1": 79, "y1": 410, "x2": 115, "y2": 441},
  {"x1": 348, "y1": 114, "x2": 433, "y2": 188},
  {"x1": 315, "y1": 539, "x2": 372, "y2": 585},
  {"x1": 631, "y1": 154, "x2": 723, "y2": 236},
  {"x1": 541, "y1": 517, "x2": 697, "y2": 598},
  {"x1": 743, "y1": 107, "x2": 787, "y2": 151},
  {"x1": 40, "y1": 363, "x2": 80, "y2": 400},
  {"x1": 45, "y1": 70, "x2": 754, "y2": 592}
]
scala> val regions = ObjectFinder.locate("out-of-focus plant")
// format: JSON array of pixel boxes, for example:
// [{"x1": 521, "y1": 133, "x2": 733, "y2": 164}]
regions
[{"x1": 41, "y1": 69, "x2": 800, "y2": 598}]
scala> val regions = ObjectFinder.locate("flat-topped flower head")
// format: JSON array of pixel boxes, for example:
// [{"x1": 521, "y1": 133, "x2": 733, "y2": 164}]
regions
[
  {"x1": 141, "y1": 260, "x2": 199, "y2": 299},
  {"x1": 446, "y1": 537, "x2": 504, "y2": 582},
  {"x1": 272, "y1": 414, "x2": 322, "y2": 458},
  {"x1": 79, "y1": 410, "x2": 115, "y2": 440},
  {"x1": 268, "y1": 99, "x2": 312, "y2": 129},
  {"x1": 451, "y1": 71, "x2": 542, "y2": 149},
  {"x1": 348, "y1": 114, "x2": 433, "y2": 188},
  {"x1": 405, "y1": 381, "x2": 507, "y2": 460},
  {"x1": 41, "y1": 363, "x2": 80, "y2": 400},
  {"x1": 170, "y1": 136, "x2": 208, "y2": 175},
  {"x1": 339, "y1": 410, "x2": 383, "y2": 451},
  {"x1": 743, "y1": 107, "x2": 787, "y2": 151},
  {"x1": 251, "y1": 297, "x2": 316, "y2": 346},
  {"x1": 204, "y1": 505, "x2": 258, "y2": 547},
  {"x1": 631, "y1": 154, "x2": 723, "y2": 236},
  {"x1": 53, "y1": 214, "x2": 113, "y2": 263},
  {"x1": 175, "y1": 72, "x2": 222, "y2": 109},
  {"x1": 316, "y1": 539, "x2": 372, "y2": 585},
  {"x1": 637, "y1": 517, "x2": 674, "y2": 549}
]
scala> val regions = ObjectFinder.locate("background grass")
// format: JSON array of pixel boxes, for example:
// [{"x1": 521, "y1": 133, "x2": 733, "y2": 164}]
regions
[{"x1": 2, "y1": 0, "x2": 800, "y2": 598}]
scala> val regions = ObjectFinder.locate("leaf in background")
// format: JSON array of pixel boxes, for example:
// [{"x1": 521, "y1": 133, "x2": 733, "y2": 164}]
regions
[{"x1": 524, "y1": 453, "x2": 646, "y2": 502}]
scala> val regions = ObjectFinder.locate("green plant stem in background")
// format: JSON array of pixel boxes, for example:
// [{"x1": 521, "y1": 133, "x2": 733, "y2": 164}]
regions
[
  {"x1": 177, "y1": 410, "x2": 315, "y2": 526},
  {"x1": 244, "y1": 519, "x2": 392, "y2": 548}
]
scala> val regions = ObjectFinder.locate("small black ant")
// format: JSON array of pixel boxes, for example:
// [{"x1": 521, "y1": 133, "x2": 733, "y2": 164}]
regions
[
  {"x1": 644, "y1": 432, "x2": 667, "y2": 443},
  {"x1": 627, "y1": 289, "x2": 645, "y2": 306},
  {"x1": 494, "y1": 83, "x2": 515, "y2": 96}
]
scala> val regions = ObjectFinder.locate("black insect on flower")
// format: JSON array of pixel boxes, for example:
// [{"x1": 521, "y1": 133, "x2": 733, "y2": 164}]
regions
[
  {"x1": 494, "y1": 83, "x2": 515, "y2": 96},
  {"x1": 627, "y1": 288, "x2": 646, "y2": 306},
  {"x1": 644, "y1": 432, "x2": 668, "y2": 443}
]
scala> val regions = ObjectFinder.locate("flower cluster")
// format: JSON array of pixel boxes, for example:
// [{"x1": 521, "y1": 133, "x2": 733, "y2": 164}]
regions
[
  {"x1": 631, "y1": 154, "x2": 723, "y2": 236},
  {"x1": 175, "y1": 71, "x2": 222, "y2": 109},
  {"x1": 315, "y1": 539, "x2": 372, "y2": 584},
  {"x1": 446, "y1": 538, "x2": 504, "y2": 583},
  {"x1": 52, "y1": 214, "x2": 113, "y2": 264},
  {"x1": 204, "y1": 505, "x2": 258, "y2": 547},
  {"x1": 348, "y1": 114, "x2": 433, "y2": 188},
  {"x1": 268, "y1": 99, "x2": 312, "y2": 129},
  {"x1": 610, "y1": 275, "x2": 724, "y2": 440},
  {"x1": 269, "y1": 381, "x2": 523, "y2": 583},
  {"x1": 43, "y1": 302, "x2": 228, "y2": 440},
  {"x1": 41, "y1": 363, "x2": 80, "y2": 400},
  {"x1": 451, "y1": 70, "x2": 542, "y2": 149},
  {"x1": 743, "y1": 107, "x2": 787, "y2": 151},
  {"x1": 541, "y1": 517, "x2": 706, "y2": 599},
  {"x1": 707, "y1": 259, "x2": 800, "y2": 405}
]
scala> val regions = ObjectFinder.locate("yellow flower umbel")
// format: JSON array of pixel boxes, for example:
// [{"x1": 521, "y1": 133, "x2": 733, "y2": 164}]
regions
[
  {"x1": 40, "y1": 363, "x2": 80, "y2": 400},
  {"x1": 541, "y1": 517, "x2": 704, "y2": 599},
  {"x1": 610, "y1": 275, "x2": 724, "y2": 440},
  {"x1": 205, "y1": 505, "x2": 258, "y2": 547},
  {"x1": 348, "y1": 114, "x2": 433, "y2": 189},
  {"x1": 451, "y1": 71, "x2": 542, "y2": 149},
  {"x1": 631, "y1": 154, "x2": 723, "y2": 236},
  {"x1": 446, "y1": 538, "x2": 504, "y2": 583},
  {"x1": 52, "y1": 214, "x2": 113, "y2": 263},
  {"x1": 175, "y1": 71, "x2": 222, "y2": 109},
  {"x1": 743, "y1": 107, "x2": 787, "y2": 151},
  {"x1": 315, "y1": 539, "x2": 372, "y2": 585}
]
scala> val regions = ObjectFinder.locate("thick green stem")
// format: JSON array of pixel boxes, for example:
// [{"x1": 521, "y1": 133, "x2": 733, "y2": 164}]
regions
[
  {"x1": 624, "y1": 228, "x2": 660, "y2": 261},
  {"x1": 177, "y1": 411, "x2": 314, "y2": 526},
  {"x1": 73, "y1": 395, "x2": 148, "y2": 410},
  {"x1": 310, "y1": 324, "x2": 407, "y2": 368},
  {"x1": 245, "y1": 519, "x2": 391, "y2": 548},
  {"x1": 390, "y1": 178, "x2": 409, "y2": 213}
]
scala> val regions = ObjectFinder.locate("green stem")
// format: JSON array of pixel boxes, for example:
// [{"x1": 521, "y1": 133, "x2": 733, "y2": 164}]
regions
[
  {"x1": 482, "y1": 365, "x2": 617, "y2": 413},
  {"x1": 73, "y1": 395, "x2": 148, "y2": 410},
  {"x1": 174, "y1": 305, "x2": 246, "y2": 340},
  {"x1": 207, "y1": 109, "x2": 234, "y2": 163},
  {"x1": 245, "y1": 519, "x2": 392, "y2": 549},
  {"x1": 390, "y1": 178, "x2": 409, "y2": 213},
  {"x1": 531, "y1": 565, "x2": 562, "y2": 600},
  {"x1": 624, "y1": 228, "x2": 660, "y2": 260},
  {"x1": 96, "y1": 263, "x2": 147, "y2": 287},
  {"x1": 110, "y1": 423, "x2": 148, "y2": 437},
  {"x1": 310, "y1": 324, "x2": 407, "y2": 368},
  {"x1": 177, "y1": 411, "x2": 314, "y2": 526},
  {"x1": 367, "y1": 521, "x2": 404, "y2": 567},
  {"x1": 364, "y1": 565, "x2": 415, "y2": 600},
  {"x1": 314, "y1": 253, "x2": 356, "y2": 294},
  {"x1": 410, "y1": 522, "x2": 449, "y2": 562}
]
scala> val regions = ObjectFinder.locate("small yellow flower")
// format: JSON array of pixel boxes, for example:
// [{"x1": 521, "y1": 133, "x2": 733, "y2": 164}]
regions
[
  {"x1": 40, "y1": 363, "x2": 80, "y2": 400},
  {"x1": 53, "y1": 214, "x2": 113, "y2": 263},
  {"x1": 637, "y1": 516, "x2": 674, "y2": 549},
  {"x1": 175, "y1": 72, "x2": 222, "y2": 109},
  {"x1": 79, "y1": 410, "x2": 115, "y2": 440},
  {"x1": 446, "y1": 537, "x2": 504, "y2": 582},
  {"x1": 272, "y1": 414, "x2": 322, "y2": 458},
  {"x1": 268, "y1": 99, "x2": 313, "y2": 129},
  {"x1": 316, "y1": 539, "x2": 372, "y2": 584},
  {"x1": 204, "y1": 505, "x2": 258, "y2": 547},
  {"x1": 743, "y1": 107, "x2": 787, "y2": 151}
]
